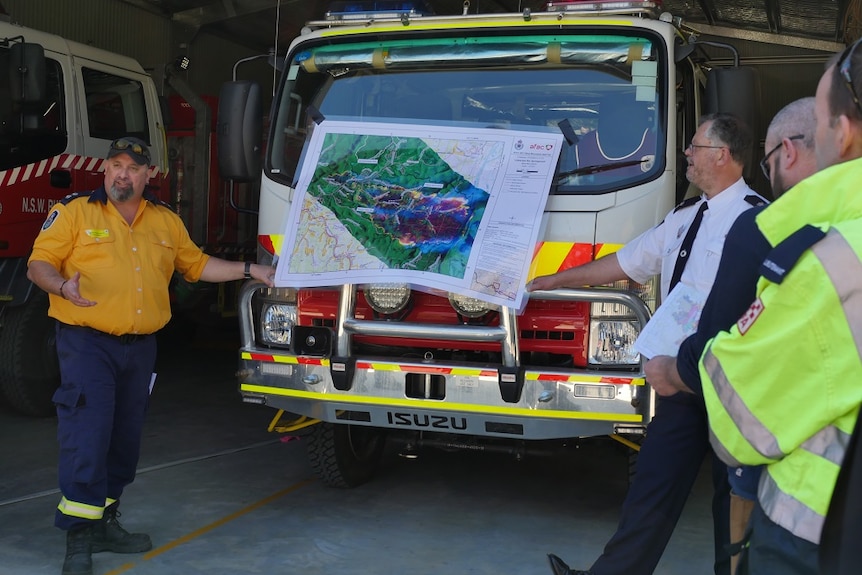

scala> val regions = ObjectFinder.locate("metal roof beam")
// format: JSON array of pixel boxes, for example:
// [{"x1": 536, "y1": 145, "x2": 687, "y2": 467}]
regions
[
  {"x1": 172, "y1": 0, "x2": 278, "y2": 27},
  {"x1": 695, "y1": 0, "x2": 718, "y2": 26},
  {"x1": 764, "y1": 0, "x2": 781, "y2": 34},
  {"x1": 692, "y1": 22, "x2": 846, "y2": 52}
]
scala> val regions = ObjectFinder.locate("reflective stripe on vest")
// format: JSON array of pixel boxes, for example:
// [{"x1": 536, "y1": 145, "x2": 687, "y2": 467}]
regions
[
  {"x1": 812, "y1": 229, "x2": 862, "y2": 358},
  {"x1": 704, "y1": 228, "x2": 862, "y2": 543}
]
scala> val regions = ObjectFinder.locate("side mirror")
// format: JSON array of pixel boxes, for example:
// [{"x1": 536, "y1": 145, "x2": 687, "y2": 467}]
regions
[
  {"x1": 9, "y1": 42, "x2": 47, "y2": 103},
  {"x1": 217, "y1": 81, "x2": 262, "y2": 182}
]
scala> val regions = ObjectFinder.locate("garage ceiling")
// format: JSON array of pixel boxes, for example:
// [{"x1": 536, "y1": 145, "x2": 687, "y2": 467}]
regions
[{"x1": 118, "y1": 0, "x2": 861, "y2": 53}]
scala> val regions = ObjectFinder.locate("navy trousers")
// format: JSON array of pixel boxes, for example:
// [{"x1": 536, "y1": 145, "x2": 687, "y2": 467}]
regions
[
  {"x1": 53, "y1": 324, "x2": 157, "y2": 530},
  {"x1": 589, "y1": 393, "x2": 731, "y2": 575},
  {"x1": 737, "y1": 503, "x2": 818, "y2": 575}
]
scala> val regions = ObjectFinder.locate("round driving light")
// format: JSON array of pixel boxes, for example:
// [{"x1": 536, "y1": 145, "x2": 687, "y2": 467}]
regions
[
  {"x1": 364, "y1": 283, "x2": 411, "y2": 314},
  {"x1": 448, "y1": 293, "x2": 498, "y2": 318}
]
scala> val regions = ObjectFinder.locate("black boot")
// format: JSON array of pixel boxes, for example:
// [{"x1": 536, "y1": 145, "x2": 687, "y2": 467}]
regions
[
  {"x1": 91, "y1": 502, "x2": 152, "y2": 554},
  {"x1": 547, "y1": 553, "x2": 593, "y2": 575},
  {"x1": 62, "y1": 526, "x2": 93, "y2": 575}
]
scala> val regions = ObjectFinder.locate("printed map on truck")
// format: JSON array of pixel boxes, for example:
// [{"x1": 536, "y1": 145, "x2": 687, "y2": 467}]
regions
[{"x1": 274, "y1": 120, "x2": 563, "y2": 309}]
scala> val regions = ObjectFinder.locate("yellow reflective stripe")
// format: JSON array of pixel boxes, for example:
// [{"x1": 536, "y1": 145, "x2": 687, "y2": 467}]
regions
[
  {"x1": 57, "y1": 497, "x2": 103, "y2": 520},
  {"x1": 759, "y1": 470, "x2": 824, "y2": 544},
  {"x1": 812, "y1": 229, "x2": 862, "y2": 362},
  {"x1": 319, "y1": 18, "x2": 633, "y2": 37},
  {"x1": 595, "y1": 243, "x2": 623, "y2": 259},
  {"x1": 702, "y1": 346, "x2": 782, "y2": 461},
  {"x1": 240, "y1": 383, "x2": 642, "y2": 422}
]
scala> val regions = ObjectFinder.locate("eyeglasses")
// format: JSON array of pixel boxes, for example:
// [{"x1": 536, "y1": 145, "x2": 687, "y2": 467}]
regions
[
  {"x1": 687, "y1": 142, "x2": 725, "y2": 152},
  {"x1": 759, "y1": 134, "x2": 804, "y2": 180},
  {"x1": 837, "y1": 37, "x2": 862, "y2": 117},
  {"x1": 110, "y1": 138, "x2": 151, "y2": 163}
]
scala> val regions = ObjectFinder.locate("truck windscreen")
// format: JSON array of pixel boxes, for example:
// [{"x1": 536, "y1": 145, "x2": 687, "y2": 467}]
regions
[{"x1": 269, "y1": 32, "x2": 665, "y2": 194}]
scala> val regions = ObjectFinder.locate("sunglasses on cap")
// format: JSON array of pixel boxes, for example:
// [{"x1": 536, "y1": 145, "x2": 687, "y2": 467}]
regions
[
  {"x1": 837, "y1": 37, "x2": 862, "y2": 117},
  {"x1": 109, "y1": 138, "x2": 151, "y2": 163}
]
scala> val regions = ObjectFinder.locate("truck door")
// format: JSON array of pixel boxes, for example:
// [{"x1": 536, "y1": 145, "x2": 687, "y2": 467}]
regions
[{"x1": 74, "y1": 62, "x2": 158, "y2": 190}]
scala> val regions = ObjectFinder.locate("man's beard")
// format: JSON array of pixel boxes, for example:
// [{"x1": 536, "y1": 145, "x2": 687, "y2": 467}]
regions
[
  {"x1": 770, "y1": 156, "x2": 788, "y2": 199},
  {"x1": 109, "y1": 182, "x2": 134, "y2": 202}
]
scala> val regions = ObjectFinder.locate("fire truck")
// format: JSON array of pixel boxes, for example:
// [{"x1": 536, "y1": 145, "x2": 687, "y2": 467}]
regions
[
  {"x1": 219, "y1": 0, "x2": 757, "y2": 487},
  {"x1": 0, "y1": 20, "x2": 253, "y2": 416}
]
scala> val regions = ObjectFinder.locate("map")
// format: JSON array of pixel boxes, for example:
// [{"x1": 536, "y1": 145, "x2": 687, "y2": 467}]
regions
[
  {"x1": 287, "y1": 133, "x2": 500, "y2": 278},
  {"x1": 275, "y1": 120, "x2": 563, "y2": 309},
  {"x1": 632, "y1": 282, "x2": 708, "y2": 359}
]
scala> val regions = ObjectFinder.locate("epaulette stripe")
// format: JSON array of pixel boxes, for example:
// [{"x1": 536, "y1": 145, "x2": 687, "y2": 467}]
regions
[
  {"x1": 744, "y1": 194, "x2": 768, "y2": 206},
  {"x1": 760, "y1": 224, "x2": 825, "y2": 284},
  {"x1": 673, "y1": 196, "x2": 701, "y2": 213},
  {"x1": 59, "y1": 191, "x2": 93, "y2": 205}
]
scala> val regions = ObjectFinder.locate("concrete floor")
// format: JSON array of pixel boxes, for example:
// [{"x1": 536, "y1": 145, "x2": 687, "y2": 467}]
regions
[{"x1": 0, "y1": 326, "x2": 717, "y2": 575}]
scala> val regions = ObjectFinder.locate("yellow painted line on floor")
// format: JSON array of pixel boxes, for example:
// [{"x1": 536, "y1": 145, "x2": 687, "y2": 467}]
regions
[{"x1": 104, "y1": 479, "x2": 315, "y2": 574}]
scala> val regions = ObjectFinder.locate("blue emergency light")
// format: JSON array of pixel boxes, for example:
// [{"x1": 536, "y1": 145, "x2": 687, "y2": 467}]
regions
[{"x1": 325, "y1": 1, "x2": 434, "y2": 21}]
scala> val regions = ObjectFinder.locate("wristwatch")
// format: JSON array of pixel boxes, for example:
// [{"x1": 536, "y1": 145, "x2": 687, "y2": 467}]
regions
[{"x1": 244, "y1": 261, "x2": 252, "y2": 279}]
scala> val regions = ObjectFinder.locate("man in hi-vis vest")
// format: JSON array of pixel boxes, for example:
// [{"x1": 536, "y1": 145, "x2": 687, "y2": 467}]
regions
[{"x1": 697, "y1": 41, "x2": 862, "y2": 574}]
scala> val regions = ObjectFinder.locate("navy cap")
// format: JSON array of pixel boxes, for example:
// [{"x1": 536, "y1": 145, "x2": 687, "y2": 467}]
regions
[{"x1": 106, "y1": 137, "x2": 151, "y2": 166}]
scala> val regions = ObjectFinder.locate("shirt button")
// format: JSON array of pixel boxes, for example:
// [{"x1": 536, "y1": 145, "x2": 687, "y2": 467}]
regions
[
  {"x1": 137, "y1": 288, "x2": 142, "y2": 292},
  {"x1": 137, "y1": 309, "x2": 142, "y2": 314},
  {"x1": 135, "y1": 267, "x2": 141, "y2": 271},
  {"x1": 132, "y1": 247, "x2": 137, "y2": 252}
]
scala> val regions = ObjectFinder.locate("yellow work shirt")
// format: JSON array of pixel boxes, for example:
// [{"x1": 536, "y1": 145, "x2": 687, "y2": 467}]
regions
[{"x1": 29, "y1": 187, "x2": 210, "y2": 335}]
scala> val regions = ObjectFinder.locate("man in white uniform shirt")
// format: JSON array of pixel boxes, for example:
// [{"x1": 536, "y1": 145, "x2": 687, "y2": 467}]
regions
[{"x1": 529, "y1": 113, "x2": 767, "y2": 575}]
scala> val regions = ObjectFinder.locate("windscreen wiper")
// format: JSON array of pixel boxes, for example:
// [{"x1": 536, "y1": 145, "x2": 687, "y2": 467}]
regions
[{"x1": 557, "y1": 158, "x2": 648, "y2": 180}]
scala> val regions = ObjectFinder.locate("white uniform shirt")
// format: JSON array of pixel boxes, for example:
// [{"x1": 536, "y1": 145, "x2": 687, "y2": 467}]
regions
[{"x1": 616, "y1": 177, "x2": 766, "y2": 301}]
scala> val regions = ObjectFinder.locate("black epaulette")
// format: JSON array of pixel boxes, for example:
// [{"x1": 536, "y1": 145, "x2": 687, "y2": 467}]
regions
[
  {"x1": 672, "y1": 196, "x2": 701, "y2": 213},
  {"x1": 59, "y1": 190, "x2": 93, "y2": 205},
  {"x1": 744, "y1": 194, "x2": 768, "y2": 207},
  {"x1": 760, "y1": 224, "x2": 826, "y2": 284},
  {"x1": 143, "y1": 188, "x2": 175, "y2": 211}
]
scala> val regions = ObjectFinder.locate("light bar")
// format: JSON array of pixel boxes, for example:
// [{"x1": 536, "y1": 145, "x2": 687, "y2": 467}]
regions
[
  {"x1": 546, "y1": 0, "x2": 661, "y2": 13},
  {"x1": 325, "y1": 1, "x2": 433, "y2": 21}
]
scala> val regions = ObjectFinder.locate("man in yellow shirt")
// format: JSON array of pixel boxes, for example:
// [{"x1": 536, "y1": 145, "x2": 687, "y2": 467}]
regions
[{"x1": 27, "y1": 137, "x2": 274, "y2": 575}]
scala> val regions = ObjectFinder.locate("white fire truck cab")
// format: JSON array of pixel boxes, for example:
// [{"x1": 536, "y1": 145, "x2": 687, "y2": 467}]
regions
[
  {"x1": 219, "y1": 0, "x2": 757, "y2": 487},
  {"x1": 0, "y1": 20, "x2": 168, "y2": 415}
]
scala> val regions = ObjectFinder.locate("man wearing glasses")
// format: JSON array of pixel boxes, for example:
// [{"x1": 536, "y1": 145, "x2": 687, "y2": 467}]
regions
[
  {"x1": 645, "y1": 96, "x2": 816, "y2": 574},
  {"x1": 646, "y1": 39, "x2": 862, "y2": 574},
  {"x1": 535, "y1": 113, "x2": 767, "y2": 575},
  {"x1": 26, "y1": 137, "x2": 276, "y2": 575}
]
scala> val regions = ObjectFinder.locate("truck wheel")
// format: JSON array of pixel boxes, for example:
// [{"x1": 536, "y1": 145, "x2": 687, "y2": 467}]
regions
[
  {"x1": 0, "y1": 292, "x2": 60, "y2": 417},
  {"x1": 305, "y1": 422, "x2": 386, "y2": 488}
]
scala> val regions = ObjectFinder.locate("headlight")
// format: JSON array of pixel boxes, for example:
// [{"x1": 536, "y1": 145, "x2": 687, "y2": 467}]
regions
[
  {"x1": 364, "y1": 283, "x2": 411, "y2": 314},
  {"x1": 260, "y1": 303, "x2": 297, "y2": 347},
  {"x1": 448, "y1": 292, "x2": 499, "y2": 318},
  {"x1": 588, "y1": 318, "x2": 640, "y2": 366}
]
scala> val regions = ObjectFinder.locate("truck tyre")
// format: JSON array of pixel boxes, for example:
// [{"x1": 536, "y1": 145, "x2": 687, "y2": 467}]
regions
[
  {"x1": 0, "y1": 292, "x2": 60, "y2": 417},
  {"x1": 305, "y1": 422, "x2": 386, "y2": 488}
]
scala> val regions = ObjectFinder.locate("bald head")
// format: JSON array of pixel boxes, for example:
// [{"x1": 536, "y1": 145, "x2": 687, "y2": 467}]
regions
[{"x1": 763, "y1": 97, "x2": 818, "y2": 197}]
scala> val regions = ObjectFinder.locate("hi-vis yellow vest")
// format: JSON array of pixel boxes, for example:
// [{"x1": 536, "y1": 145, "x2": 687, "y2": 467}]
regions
[{"x1": 700, "y1": 160, "x2": 862, "y2": 545}]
